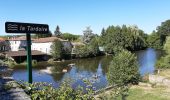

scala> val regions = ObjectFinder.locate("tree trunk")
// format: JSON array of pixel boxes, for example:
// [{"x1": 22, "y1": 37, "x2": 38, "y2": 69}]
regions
[{"x1": 122, "y1": 94, "x2": 126, "y2": 100}]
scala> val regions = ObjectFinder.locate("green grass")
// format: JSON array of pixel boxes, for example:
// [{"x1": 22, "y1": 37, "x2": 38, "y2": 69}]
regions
[
  {"x1": 127, "y1": 88, "x2": 168, "y2": 100},
  {"x1": 126, "y1": 85, "x2": 170, "y2": 100},
  {"x1": 158, "y1": 69, "x2": 170, "y2": 78},
  {"x1": 96, "y1": 85, "x2": 170, "y2": 100}
]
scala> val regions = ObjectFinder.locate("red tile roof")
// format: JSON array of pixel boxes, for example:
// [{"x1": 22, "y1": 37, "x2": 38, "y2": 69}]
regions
[
  {"x1": 8, "y1": 36, "x2": 35, "y2": 41},
  {"x1": 33, "y1": 37, "x2": 67, "y2": 43}
]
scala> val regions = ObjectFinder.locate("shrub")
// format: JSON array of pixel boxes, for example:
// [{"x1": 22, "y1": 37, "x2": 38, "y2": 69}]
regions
[
  {"x1": 107, "y1": 49, "x2": 140, "y2": 99},
  {"x1": 18, "y1": 80, "x2": 95, "y2": 100}
]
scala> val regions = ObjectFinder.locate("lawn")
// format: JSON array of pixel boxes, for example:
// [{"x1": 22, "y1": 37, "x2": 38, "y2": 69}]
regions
[
  {"x1": 127, "y1": 85, "x2": 170, "y2": 100},
  {"x1": 95, "y1": 84, "x2": 170, "y2": 100},
  {"x1": 157, "y1": 69, "x2": 170, "y2": 79}
]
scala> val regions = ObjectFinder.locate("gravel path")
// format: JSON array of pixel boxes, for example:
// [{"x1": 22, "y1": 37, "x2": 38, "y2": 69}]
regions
[{"x1": 0, "y1": 66, "x2": 31, "y2": 100}]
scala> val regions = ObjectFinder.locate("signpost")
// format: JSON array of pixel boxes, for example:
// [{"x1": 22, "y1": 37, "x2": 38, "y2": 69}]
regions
[{"x1": 5, "y1": 22, "x2": 49, "y2": 83}]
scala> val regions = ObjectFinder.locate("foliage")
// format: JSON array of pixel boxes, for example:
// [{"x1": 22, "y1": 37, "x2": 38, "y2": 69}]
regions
[
  {"x1": 155, "y1": 56, "x2": 170, "y2": 69},
  {"x1": 156, "y1": 36, "x2": 170, "y2": 69},
  {"x1": 82, "y1": 27, "x2": 96, "y2": 44},
  {"x1": 18, "y1": 80, "x2": 95, "y2": 100},
  {"x1": 107, "y1": 49, "x2": 140, "y2": 100},
  {"x1": 75, "y1": 37, "x2": 100, "y2": 58},
  {"x1": 34, "y1": 30, "x2": 52, "y2": 38},
  {"x1": 54, "y1": 25, "x2": 62, "y2": 37},
  {"x1": 61, "y1": 33, "x2": 79, "y2": 41},
  {"x1": 50, "y1": 39, "x2": 63, "y2": 60},
  {"x1": 0, "y1": 53, "x2": 6, "y2": 60},
  {"x1": 163, "y1": 36, "x2": 170, "y2": 53},
  {"x1": 147, "y1": 31, "x2": 162, "y2": 49},
  {"x1": 100, "y1": 25, "x2": 147, "y2": 54},
  {"x1": 157, "y1": 19, "x2": 170, "y2": 45}
]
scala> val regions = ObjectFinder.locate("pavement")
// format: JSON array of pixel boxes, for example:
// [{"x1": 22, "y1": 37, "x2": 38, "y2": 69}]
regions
[{"x1": 0, "y1": 66, "x2": 31, "y2": 100}]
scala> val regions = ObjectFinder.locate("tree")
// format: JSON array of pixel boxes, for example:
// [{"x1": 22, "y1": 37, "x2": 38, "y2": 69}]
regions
[
  {"x1": 35, "y1": 30, "x2": 52, "y2": 38},
  {"x1": 101, "y1": 28, "x2": 106, "y2": 36},
  {"x1": 50, "y1": 39, "x2": 63, "y2": 60},
  {"x1": 74, "y1": 37, "x2": 100, "y2": 58},
  {"x1": 157, "y1": 20, "x2": 170, "y2": 45},
  {"x1": 147, "y1": 31, "x2": 162, "y2": 49},
  {"x1": 82, "y1": 27, "x2": 95, "y2": 44},
  {"x1": 88, "y1": 37, "x2": 100, "y2": 56},
  {"x1": 156, "y1": 36, "x2": 170, "y2": 69},
  {"x1": 54, "y1": 25, "x2": 62, "y2": 37},
  {"x1": 100, "y1": 25, "x2": 147, "y2": 53},
  {"x1": 107, "y1": 49, "x2": 140, "y2": 100},
  {"x1": 61, "y1": 33, "x2": 79, "y2": 41}
]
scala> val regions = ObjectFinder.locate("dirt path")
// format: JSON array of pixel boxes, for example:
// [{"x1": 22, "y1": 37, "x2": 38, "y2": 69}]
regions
[{"x1": 0, "y1": 66, "x2": 31, "y2": 100}]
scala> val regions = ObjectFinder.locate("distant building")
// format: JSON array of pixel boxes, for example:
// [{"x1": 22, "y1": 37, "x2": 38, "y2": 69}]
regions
[
  {"x1": 0, "y1": 38, "x2": 10, "y2": 52},
  {"x1": 32, "y1": 37, "x2": 72, "y2": 55},
  {"x1": 8, "y1": 36, "x2": 34, "y2": 51}
]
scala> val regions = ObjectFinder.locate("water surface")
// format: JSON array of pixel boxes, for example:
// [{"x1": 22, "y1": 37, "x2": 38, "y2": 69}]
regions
[{"x1": 12, "y1": 48, "x2": 162, "y2": 89}]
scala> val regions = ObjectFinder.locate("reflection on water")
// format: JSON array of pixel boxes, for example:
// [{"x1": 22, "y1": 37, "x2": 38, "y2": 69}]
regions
[
  {"x1": 12, "y1": 48, "x2": 162, "y2": 89},
  {"x1": 135, "y1": 48, "x2": 163, "y2": 76}
]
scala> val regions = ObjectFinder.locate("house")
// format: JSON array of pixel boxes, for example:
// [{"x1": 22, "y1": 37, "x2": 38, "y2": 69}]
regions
[
  {"x1": 0, "y1": 38, "x2": 10, "y2": 52},
  {"x1": 8, "y1": 36, "x2": 34, "y2": 51},
  {"x1": 32, "y1": 37, "x2": 72, "y2": 55}
]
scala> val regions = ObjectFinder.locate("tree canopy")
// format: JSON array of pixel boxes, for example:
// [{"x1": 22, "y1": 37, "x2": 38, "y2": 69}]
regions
[
  {"x1": 61, "y1": 33, "x2": 79, "y2": 41},
  {"x1": 100, "y1": 25, "x2": 147, "y2": 54},
  {"x1": 50, "y1": 39, "x2": 63, "y2": 60},
  {"x1": 54, "y1": 25, "x2": 62, "y2": 37},
  {"x1": 81, "y1": 27, "x2": 96, "y2": 44},
  {"x1": 35, "y1": 30, "x2": 52, "y2": 38},
  {"x1": 157, "y1": 20, "x2": 170, "y2": 45}
]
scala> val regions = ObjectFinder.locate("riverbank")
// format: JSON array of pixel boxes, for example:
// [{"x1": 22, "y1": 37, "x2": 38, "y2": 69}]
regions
[
  {"x1": 0, "y1": 66, "x2": 31, "y2": 100},
  {"x1": 95, "y1": 69, "x2": 170, "y2": 100},
  {"x1": 95, "y1": 83, "x2": 170, "y2": 100}
]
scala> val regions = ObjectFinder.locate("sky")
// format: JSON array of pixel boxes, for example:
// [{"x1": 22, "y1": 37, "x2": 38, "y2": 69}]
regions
[{"x1": 0, "y1": 0, "x2": 170, "y2": 35}]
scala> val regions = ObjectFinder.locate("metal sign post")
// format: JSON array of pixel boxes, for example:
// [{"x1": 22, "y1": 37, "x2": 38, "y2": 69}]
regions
[
  {"x1": 5, "y1": 22, "x2": 49, "y2": 83},
  {"x1": 26, "y1": 33, "x2": 32, "y2": 83}
]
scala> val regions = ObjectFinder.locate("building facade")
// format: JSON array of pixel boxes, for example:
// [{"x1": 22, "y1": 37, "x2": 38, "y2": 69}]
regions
[
  {"x1": 8, "y1": 36, "x2": 30, "y2": 51},
  {"x1": 32, "y1": 37, "x2": 72, "y2": 55},
  {"x1": 0, "y1": 38, "x2": 10, "y2": 52}
]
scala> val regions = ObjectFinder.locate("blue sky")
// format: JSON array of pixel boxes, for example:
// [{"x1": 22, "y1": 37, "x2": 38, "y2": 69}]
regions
[{"x1": 0, "y1": 0, "x2": 170, "y2": 35}]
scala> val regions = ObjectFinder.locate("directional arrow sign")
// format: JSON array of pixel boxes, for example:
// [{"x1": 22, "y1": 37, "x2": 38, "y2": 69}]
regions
[{"x1": 5, "y1": 22, "x2": 49, "y2": 34}]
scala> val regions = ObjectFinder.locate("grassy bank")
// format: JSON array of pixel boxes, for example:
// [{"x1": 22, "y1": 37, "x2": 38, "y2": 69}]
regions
[
  {"x1": 157, "y1": 69, "x2": 170, "y2": 78},
  {"x1": 127, "y1": 85, "x2": 170, "y2": 100},
  {"x1": 96, "y1": 83, "x2": 170, "y2": 100}
]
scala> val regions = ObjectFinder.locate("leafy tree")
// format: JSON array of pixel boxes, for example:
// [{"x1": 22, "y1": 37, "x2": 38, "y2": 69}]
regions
[
  {"x1": 147, "y1": 31, "x2": 162, "y2": 49},
  {"x1": 75, "y1": 37, "x2": 100, "y2": 58},
  {"x1": 107, "y1": 49, "x2": 140, "y2": 100},
  {"x1": 82, "y1": 27, "x2": 95, "y2": 44},
  {"x1": 157, "y1": 20, "x2": 170, "y2": 45},
  {"x1": 61, "y1": 33, "x2": 79, "y2": 41},
  {"x1": 35, "y1": 30, "x2": 52, "y2": 38},
  {"x1": 100, "y1": 25, "x2": 147, "y2": 53},
  {"x1": 54, "y1": 25, "x2": 62, "y2": 37},
  {"x1": 88, "y1": 37, "x2": 100, "y2": 56},
  {"x1": 156, "y1": 36, "x2": 170, "y2": 69},
  {"x1": 50, "y1": 39, "x2": 63, "y2": 60}
]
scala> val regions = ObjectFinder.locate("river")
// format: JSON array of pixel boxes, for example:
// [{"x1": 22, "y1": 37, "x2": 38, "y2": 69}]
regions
[{"x1": 12, "y1": 48, "x2": 163, "y2": 89}]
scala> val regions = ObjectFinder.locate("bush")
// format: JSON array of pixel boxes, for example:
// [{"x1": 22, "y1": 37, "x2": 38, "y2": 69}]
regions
[
  {"x1": 18, "y1": 80, "x2": 95, "y2": 100},
  {"x1": 156, "y1": 55, "x2": 170, "y2": 69},
  {"x1": 107, "y1": 49, "x2": 140, "y2": 99}
]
